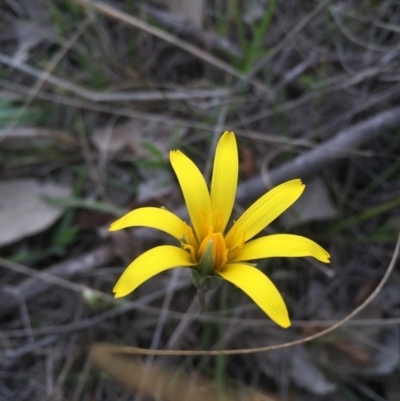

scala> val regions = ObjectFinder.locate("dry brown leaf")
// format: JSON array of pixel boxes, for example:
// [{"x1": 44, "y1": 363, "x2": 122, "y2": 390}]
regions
[
  {"x1": 91, "y1": 120, "x2": 182, "y2": 159},
  {"x1": 324, "y1": 324, "x2": 399, "y2": 376},
  {"x1": 332, "y1": 340, "x2": 372, "y2": 365},
  {"x1": 90, "y1": 343, "x2": 246, "y2": 401}
]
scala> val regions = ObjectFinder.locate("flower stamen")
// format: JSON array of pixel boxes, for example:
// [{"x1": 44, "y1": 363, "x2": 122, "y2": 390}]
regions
[
  {"x1": 212, "y1": 210, "x2": 223, "y2": 233},
  {"x1": 200, "y1": 209, "x2": 210, "y2": 239},
  {"x1": 225, "y1": 221, "x2": 238, "y2": 248},
  {"x1": 182, "y1": 243, "x2": 196, "y2": 262}
]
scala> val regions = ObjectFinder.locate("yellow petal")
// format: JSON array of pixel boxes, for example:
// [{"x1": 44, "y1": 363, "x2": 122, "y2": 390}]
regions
[
  {"x1": 113, "y1": 245, "x2": 194, "y2": 298},
  {"x1": 218, "y1": 263, "x2": 290, "y2": 328},
  {"x1": 170, "y1": 150, "x2": 212, "y2": 240},
  {"x1": 108, "y1": 207, "x2": 187, "y2": 241},
  {"x1": 226, "y1": 179, "x2": 305, "y2": 250},
  {"x1": 231, "y1": 234, "x2": 330, "y2": 263},
  {"x1": 210, "y1": 132, "x2": 238, "y2": 233}
]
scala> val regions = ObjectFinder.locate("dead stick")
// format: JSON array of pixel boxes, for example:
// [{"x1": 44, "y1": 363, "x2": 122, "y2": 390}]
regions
[
  {"x1": 236, "y1": 106, "x2": 400, "y2": 202},
  {"x1": 0, "y1": 244, "x2": 114, "y2": 318}
]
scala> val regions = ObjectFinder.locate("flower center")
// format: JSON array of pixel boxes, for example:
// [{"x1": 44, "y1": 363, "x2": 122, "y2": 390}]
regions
[
  {"x1": 198, "y1": 229, "x2": 227, "y2": 270},
  {"x1": 180, "y1": 210, "x2": 246, "y2": 275},
  {"x1": 180, "y1": 210, "x2": 230, "y2": 273}
]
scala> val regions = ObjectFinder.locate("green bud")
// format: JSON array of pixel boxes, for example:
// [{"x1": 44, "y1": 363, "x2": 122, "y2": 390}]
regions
[
  {"x1": 197, "y1": 239, "x2": 214, "y2": 277},
  {"x1": 190, "y1": 239, "x2": 221, "y2": 292}
]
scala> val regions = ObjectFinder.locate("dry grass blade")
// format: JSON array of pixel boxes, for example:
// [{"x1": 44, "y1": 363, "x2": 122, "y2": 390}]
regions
[
  {"x1": 90, "y1": 346, "x2": 240, "y2": 401},
  {"x1": 330, "y1": 6, "x2": 393, "y2": 53},
  {"x1": 245, "y1": 0, "x2": 331, "y2": 80},
  {"x1": 72, "y1": 0, "x2": 271, "y2": 93},
  {"x1": 0, "y1": 53, "x2": 230, "y2": 102},
  {"x1": 0, "y1": 127, "x2": 79, "y2": 147},
  {"x1": 0, "y1": 18, "x2": 91, "y2": 141},
  {"x1": 142, "y1": 4, "x2": 242, "y2": 58}
]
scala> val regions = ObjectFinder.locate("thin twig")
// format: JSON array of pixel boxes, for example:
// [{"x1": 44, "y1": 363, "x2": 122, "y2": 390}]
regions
[
  {"x1": 0, "y1": 78, "x2": 317, "y2": 148},
  {"x1": 71, "y1": 0, "x2": 272, "y2": 95},
  {"x1": 244, "y1": 0, "x2": 331, "y2": 82},
  {"x1": 2, "y1": 281, "x2": 192, "y2": 338},
  {"x1": 0, "y1": 53, "x2": 230, "y2": 103},
  {"x1": 330, "y1": 6, "x2": 392, "y2": 53},
  {"x1": 0, "y1": 244, "x2": 114, "y2": 319},
  {"x1": 145, "y1": 269, "x2": 181, "y2": 365},
  {"x1": 0, "y1": 18, "x2": 91, "y2": 140},
  {"x1": 230, "y1": 62, "x2": 394, "y2": 128}
]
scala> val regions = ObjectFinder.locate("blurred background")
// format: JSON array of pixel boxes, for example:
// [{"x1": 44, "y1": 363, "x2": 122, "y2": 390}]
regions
[{"x1": 1, "y1": 0, "x2": 400, "y2": 400}]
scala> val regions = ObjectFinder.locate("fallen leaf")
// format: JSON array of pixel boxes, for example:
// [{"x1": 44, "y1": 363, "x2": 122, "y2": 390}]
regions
[
  {"x1": 91, "y1": 120, "x2": 184, "y2": 160},
  {"x1": 135, "y1": 170, "x2": 173, "y2": 204},
  {"x1": 280, "y1": 178, "x2": 337, "y2": 227},
  {"x1": 325, "y1": 325, "x2": 399, "y2": 376},
  {"x1": 247, "y1": 333, "x2": 336, "y2": 396},
  {"x1": 331, "y1": 340, "x2": 372, "y2": 366},
  {"x1": 91, "y1": 120, "x2": 184, "y2": 203},
  {"x1": 290, "y1": 345, "x2": 337, "y2": 395},
  {"x1": 0, "y1": 179, "x2": 72, "y2": 246}
]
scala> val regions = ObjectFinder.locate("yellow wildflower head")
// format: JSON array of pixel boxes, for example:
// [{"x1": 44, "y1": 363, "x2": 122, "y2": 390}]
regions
[{"x1": 109, "y1": 132, "x2": 330, "y2": 328}]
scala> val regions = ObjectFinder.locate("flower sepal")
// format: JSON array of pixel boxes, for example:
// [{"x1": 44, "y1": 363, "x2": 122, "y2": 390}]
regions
[{"x1": 191, "y1": 270, "x2": 220, "y2": 292}]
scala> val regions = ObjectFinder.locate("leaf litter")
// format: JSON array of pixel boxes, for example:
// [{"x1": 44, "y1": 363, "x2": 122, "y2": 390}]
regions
[
  {"x1": 0, "y1": 0, "x2": 399, "y2": 400},
  {"x1": 0, "y1": 179, "x2": 72, "y2": 246}
]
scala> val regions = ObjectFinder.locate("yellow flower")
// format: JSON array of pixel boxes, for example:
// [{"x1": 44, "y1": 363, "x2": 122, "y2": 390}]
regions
[{"x1": 109, "y1": 132, "x2": 330, "y2": 328}]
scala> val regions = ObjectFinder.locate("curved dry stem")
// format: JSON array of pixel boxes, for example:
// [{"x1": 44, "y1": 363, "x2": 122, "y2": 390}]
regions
[{"x1": 90, "y1": 231, "x2": 400, "y2": 357}]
